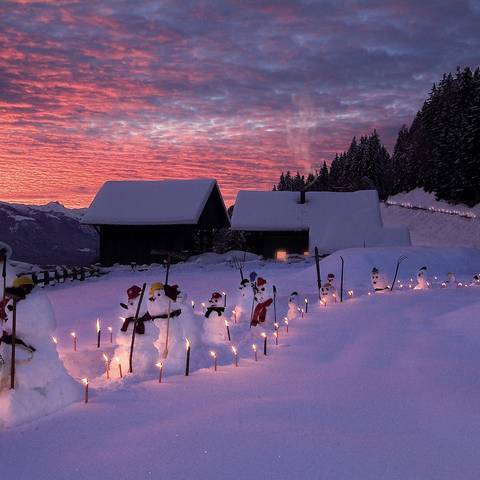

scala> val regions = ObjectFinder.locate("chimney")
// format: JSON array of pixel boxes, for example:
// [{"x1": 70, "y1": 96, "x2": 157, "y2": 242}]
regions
[{"x1": 299, "y1": 190, "x2": 306, "y2": 204}]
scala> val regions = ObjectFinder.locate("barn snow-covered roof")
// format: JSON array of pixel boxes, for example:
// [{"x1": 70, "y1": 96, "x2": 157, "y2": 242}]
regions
[
  {"x1": 231, "y1": 190, "x2": 410, "y2": 253},
  {"x1": 82, "y1": 179, "x2": 227, "y2": 226}
]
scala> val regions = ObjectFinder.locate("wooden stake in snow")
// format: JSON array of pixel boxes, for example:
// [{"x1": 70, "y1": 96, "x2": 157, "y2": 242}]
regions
[
  {"x1": 273, "y1": 285, "x2": 277, "y2": 324},
  {"x1": 225, "y1": 320, "x2": 231, "y2": 342},
  {"x1": 82, "y1": 378, "x2": 89, "y2": 403},
  {"x1": 390, "y1": 255, "x2": 407, "y2": 292},
  {"x1": 185, "y1": 338, "x2": 191, "y2": 376},
  {"x1": 156, "y1": 362, "x2": 163, "y2": 383},
  {"x1": 163, "y1": 300, "x2": 172, "y2": 359},
  {"x1": 210, "y1": 351, "x2": 217, "y2": 371},
  {"x1": 128, "y1": 282, "x2": 147, "y2": 373},
  {"x1": 96, "y1": 319, "x2": 101, "y2": 348},
  {"x1": 314, "y1": 246, "x2": 321, "y2": 299},
  {"x1": 340, "y1": 256, "x2": 344, "y2": 302},
  {"x1": 9, "y1": 298, "x2": 17, "y2": 389}
]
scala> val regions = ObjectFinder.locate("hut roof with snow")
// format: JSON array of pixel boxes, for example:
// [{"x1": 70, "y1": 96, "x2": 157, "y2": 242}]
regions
[
  {"x1": 83, "y1": 179, "x2": 230, "y2": 265},
  {"x1": 231, "y1": 190, "x2": 410, "y2": 257}
]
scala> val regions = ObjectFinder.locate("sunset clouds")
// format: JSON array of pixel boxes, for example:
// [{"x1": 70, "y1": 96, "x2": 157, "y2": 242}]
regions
[{"x1": 1, "y1": 0, "x2": 479, "y2": 206}]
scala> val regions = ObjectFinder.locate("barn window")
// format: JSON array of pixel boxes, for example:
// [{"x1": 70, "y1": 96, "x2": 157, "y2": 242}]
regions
[{"x1": 275, "y1": 250, "x2": 287, "y2": 261}]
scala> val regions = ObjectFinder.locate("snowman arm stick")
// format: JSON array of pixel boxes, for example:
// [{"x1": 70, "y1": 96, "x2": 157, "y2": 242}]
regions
[{"x1": 128, "y1": 283, "x2": 147, "y2": 374}]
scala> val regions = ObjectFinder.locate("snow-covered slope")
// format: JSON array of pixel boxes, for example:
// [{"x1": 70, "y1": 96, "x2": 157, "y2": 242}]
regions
[
  {"x1": 382, "y1": 189, "x2": 480, "y2": 248},
  {"x1": 0, "y1": 201, "x2": 98, "y2": 265},
  {"x1": 1, "y1": 246, "x2": 480, "y2": 478}
]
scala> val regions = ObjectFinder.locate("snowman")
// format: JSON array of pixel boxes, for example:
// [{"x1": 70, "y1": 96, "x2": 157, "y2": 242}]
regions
[
  {"x1": 414, "y1": 266, "x2": 429, "y2": 290},
  {"x1": 0, "y1": 252, "x2": 81, "y2": 426},
  {"x1": 114, "y1": 284, "x2": 159, "y2": 375},
  {"x1": 231, "y1": 278, "x2": 253, "y2": 324},
  {"x1": 442, "y1": 272, "x2": 457, "y2": 288},
  {"x1": 202, "y1": 292, "x2": 229, "y2": 344},
  {"x1": 371, "y1": 267, "x2": 390, "y2": 292},
  {"x1": 287, "y1": 291, "x2": 300, "y2": 321},
  {"x1": 327, "y1": 273, "x2": 336, "y2": 288},
  {"x1": 320, "y1": 281, "x2": 337, "y2": 305},
  {"x1": 470, "y1": 274, "x2": 480, "y2": 287},
  {"x1": 251, "y1": 277, "x2": 273, "y2": 327}
]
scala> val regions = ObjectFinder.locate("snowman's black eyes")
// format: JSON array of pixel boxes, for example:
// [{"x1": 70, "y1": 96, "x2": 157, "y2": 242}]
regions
[
  {"x1": 261, "y1": 287, "x2": 265, "y2": 291},
  {"x1": 7, "y1": 305, "x2": 13, "y2": 311}
]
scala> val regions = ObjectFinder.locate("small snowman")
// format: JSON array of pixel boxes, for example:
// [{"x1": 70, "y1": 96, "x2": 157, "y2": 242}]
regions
[
  {"x1": 470, "y1": 274, "x2": 480, "y2": 287},
  {"x1": 327, "y1": 273, "x2": 336, "y2": 288},
  {"x1": 442, "y1": 272, "x2": 456, "y2": 288},
  {"x1": 202, "y1": 292, "x2": 228, "y2": 344},
  {"x1": 251, "y1": 277, "x2": 273, "y2": 326},
  {"x1": 114, "y1": 284, "x2": 159, "y2": 375},
  {"x1": 371, "y1": 267, "x2": 390, "y2": 292},
  {"x1": 287, "y1": 291, "x2": 300, "y2": 321},
  {"x1": 231, "y1": 278, "x2": 252, "y2": 324},
  {"x1": 414, "y1": 266, "x2": 429, "y2": 290},
  {"x1": 320, "y1": 281, "x2": 337, "y2": 305}
]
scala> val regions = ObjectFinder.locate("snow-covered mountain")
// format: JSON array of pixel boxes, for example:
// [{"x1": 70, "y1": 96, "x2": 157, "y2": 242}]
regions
[{"x1": 0, "y1": 200, "x2": 98, "y2": 265}]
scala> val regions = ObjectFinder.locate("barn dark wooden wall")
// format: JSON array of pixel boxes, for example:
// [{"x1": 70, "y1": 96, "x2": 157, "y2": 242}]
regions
[
  {"x1": 243, "y1": 230, "x2": 309, "y2": 258},
  {"x1": 95, "y1": 184, "x2": 230, "y2": 265}
]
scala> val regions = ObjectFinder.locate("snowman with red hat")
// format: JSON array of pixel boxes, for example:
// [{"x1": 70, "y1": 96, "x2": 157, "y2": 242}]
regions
[
  {"x1": 251, "y1": 277, "x2": 273, "y2": 327},
  {"x1": 114, "y1": 284, "x2": 159, "y2": 376},
  {"x1": 202, "y1": 291, "x2": 228, "y2": 344}
]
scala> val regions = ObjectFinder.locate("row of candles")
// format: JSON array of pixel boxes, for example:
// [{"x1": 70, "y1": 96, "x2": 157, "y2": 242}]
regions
[{"x1": 80, "y1": 316, "x2": 292, "y2": 403}]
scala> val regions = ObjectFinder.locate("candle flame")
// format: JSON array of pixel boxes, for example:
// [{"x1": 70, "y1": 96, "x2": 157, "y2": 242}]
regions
[
  {"x1": 210, "y1": 350, "x2": 216, "y2": 358},
  {"x1": 103, "y1": 353, "x2": 109, "y2": 362},
  {"x1": 273, "y1": 331, "x2": 278, "y2": 338},
  {"x1": 274, "y1": 322, "x2": 279, "y2": 329},
  {"x1": 96, "y1": 318, "x2": 100, "y2": 333},
  {"x1": 232, "y1": 310, "x2": 236, "y2": 314},
  {"x1": 70, "y1": 332, "x2": 76, "y2": 338},
  {"x1": 108, "y1": 326, "x2": 112, "y2": 333},
  {"x1": 284, "y1": 319, "x2": 289, "y2": 325},
  {"x1": 261, "y1": 332, "x2": 266, "y2": 338},
  {"x1": 252, "y1": 344, "x2": 257, "y2": 351},
  {"x1": 82, "y1": 378, "x2": 88, "y2": 385},
  {"x1": 304, "y1": 298, "x2": 308, "y2": 303},
  {"x1": 191, "y1": 300, "x2": 195, "y2": 307},
  {"x1": 222, "y1": 291, "x2": 226, "y2": 295},
  {"x1": 156, "y1": 362, "x2": 163, "y2": 368},
  {"x1": 186, "y1": 338, "x2": 190, "y2": 349},
  {"x1": 115, "y1": 356, "x2": 120, "y2": 364},
  {"x1": 52, "y1": 336, "x2": 58, "y2": 344},
  {"x1": 224, "y1": 320, "x2": 229, "y2": 327},
  {"x1": 231, "y1": 346, "x2": 237, "y2": 354},
  {"x1": 201, "y1": 302, "x2": 205, "y2": 307}
]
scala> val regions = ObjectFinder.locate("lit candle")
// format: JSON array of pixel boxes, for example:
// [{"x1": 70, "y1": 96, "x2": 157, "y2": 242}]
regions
[
  {"x1": 252, "y1": 344, "x2": 258, "y2": 361},
  {"x1": 273, "y1": 331, "x2": 278, "y2": 345},
  {"x1": 232, "y1": 308, "x2": 237, "y2": 324},
  {"x1": 70, "y1": 332, "x2": 77, "y2": 351},
  {"x1": 191, "y1": 300, "x2": 195, "y2": 309},
  {"x1": 210, "y1": 351, "x2": 217, "y2": 371},
  {"x1": 96, "y1": 319, "x2": 101, "y2": 348},
  {"x1": 320, "y1": 299, "x2": 327, "y2": 307},
  {"x1": 284, "y1": 317, "x2": 289, "y2": 333},
  {"x1": 108, "y1": 326, "x2": 113, "y2": 344},
  {"x1": 304, "y1": 297, "x2": 308, "y2": 313},
  {"x1": 103, "y1": 353, "x2": 110, "y2": 380},
  {"x1": 201, "y1": 302, "x2": 206, "y2": 314},
  {"x1": 232, "y1": 346, "x2": 238, "y2": 367},
  {"x1": 261, "y1": 332, "x2": 267, "y2": 356},
  {"x1": 82, "y1": 378, "x2": 89, "y2": 403},
  {"x1": 274, "y1": 322, "x2": 279, "y2": 340},
  {"x1": 52, "y1": 336, "x2": 58, "y2": 345},
  {"x1": 332, "y1": 293, "x2": 337, "y2": 303},
  {"x1": 116, "y1": 356, "x2": 123, "y2": 378},
  {"x1": 224, "y1": 320, "x2": 231, "y2": 342},
  {"x1": 185, "y1": 338, "x2": 191, "y2": 376},
  {"x1": 222, "y1": 291, "x2": 227, "y2": 308},
  {"x1": 156, "y1": 362, "x2": 163, "y2": 383},
  {"x1": 348, "y1": 290, "x2": 354, "y2": 298},
  {"x1": 301, "y1": 308, "x2": 304, "y2": 318}
]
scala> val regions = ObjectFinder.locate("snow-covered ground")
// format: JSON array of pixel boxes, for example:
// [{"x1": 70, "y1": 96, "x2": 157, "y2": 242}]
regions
[
  {"x1": 382, "y1": 189, "x2": 480, "y2": 248},
  {"x1": 2, "y1": 246, "x2": 480, "y2": 479}
]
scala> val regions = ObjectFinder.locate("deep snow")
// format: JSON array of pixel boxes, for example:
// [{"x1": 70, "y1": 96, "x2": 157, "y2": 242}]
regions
[{"x1": 1, "y1": 246, "x2": 480, "y2": 479}]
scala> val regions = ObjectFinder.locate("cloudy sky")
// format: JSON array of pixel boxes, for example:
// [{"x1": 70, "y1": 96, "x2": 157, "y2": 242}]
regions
[{"x1": 1, "y1": 0, "x2": 479, "y2": 207}]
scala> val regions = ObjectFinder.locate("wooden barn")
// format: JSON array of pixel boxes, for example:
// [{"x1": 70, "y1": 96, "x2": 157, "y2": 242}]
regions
[
  {"x1": 82, "y1": 179, "x2": 230, "y2": 265},
  {"x1": 231, "y1": 190, "x2": 411, "y2": 259}
]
